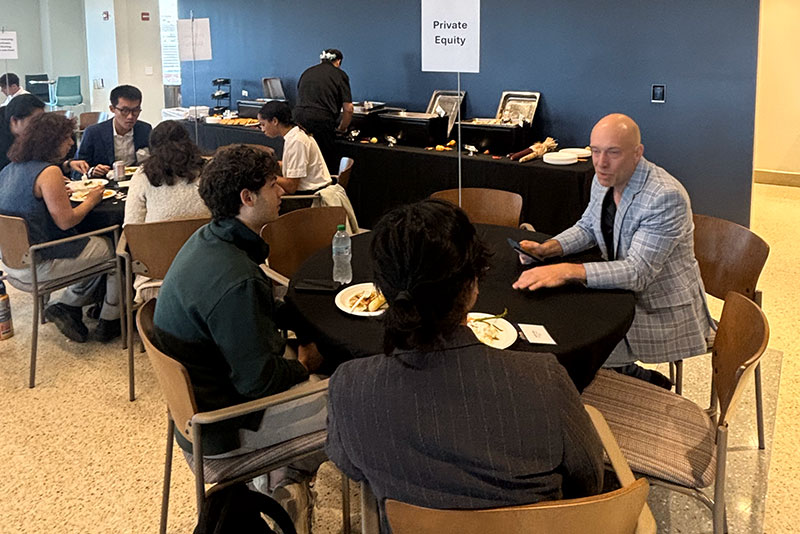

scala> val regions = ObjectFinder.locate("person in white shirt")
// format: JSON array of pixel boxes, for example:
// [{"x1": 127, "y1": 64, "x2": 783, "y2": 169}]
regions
[
  {"x1": 0, "y1": 73, "x2": 30, "y2": 107},
  {"x1": 257, "y1": 100, "x2": 332, "y2": 194}
]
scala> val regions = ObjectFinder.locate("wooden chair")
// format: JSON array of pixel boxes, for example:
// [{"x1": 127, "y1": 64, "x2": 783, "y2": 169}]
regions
[
  {"x1": 116, "y1": 217, "x2": 210, "y2": 401},
  {"x1": 671, "y1": 214, "x2": 770, "y2": 448},
  {"x1": 0, "y1": 215, "x2": 121, "y2": 388},
  {"x1": 385, "y1": 405, "x2": 655, "y2": 534},
  {"x1": 430, "y1": 188, "x2": 524, "y2": 228},
  {"x1": 582, "y1": 291, "x2": 770, "y2": 534},
  {"x1": 259, "y1": 206, "x2": 347, "y2": 286},
  {"x1": 136, "y1": 299, "x2": 340, "y2": 534},
  {"x1": 78, "y1": 111, "x2": 102, "y2": 131},
  {"x1": 333, "y1": 157, "x2": 354, "y2": 190}
]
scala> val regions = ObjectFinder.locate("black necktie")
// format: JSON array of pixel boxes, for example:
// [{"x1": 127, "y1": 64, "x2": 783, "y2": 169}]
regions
[{"x1": 601, "y1": 188, "x2": 616, "y2": 261}]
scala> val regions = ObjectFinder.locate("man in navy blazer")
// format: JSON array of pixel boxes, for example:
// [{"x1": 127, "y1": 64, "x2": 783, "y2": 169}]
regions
[
  {"x1": 513, "y1": 113, "x2": 712, "y2": 388},
  {"x1": 75, "y1": 85, "x2": 151, "y2": 178}
]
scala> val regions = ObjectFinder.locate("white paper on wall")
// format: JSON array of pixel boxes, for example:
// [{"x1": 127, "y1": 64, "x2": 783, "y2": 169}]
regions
[
  {"x1": 421, "y1": 0, "x2": 480, "y2": 73},
  {"x1": 0, "y1": 31, "x2": 19, "y2": 60},
  {"x1": 178, "y1": 18, "x2": 212, "y2": 61}
]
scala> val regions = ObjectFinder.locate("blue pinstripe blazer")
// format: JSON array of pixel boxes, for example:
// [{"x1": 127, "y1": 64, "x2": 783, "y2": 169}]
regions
[
  {"x1": 554, "y1": 158, "x2": 712, "y2": 363},
  {"x1": 326, "y1": 328, "x2": 604, "y2": 533}
]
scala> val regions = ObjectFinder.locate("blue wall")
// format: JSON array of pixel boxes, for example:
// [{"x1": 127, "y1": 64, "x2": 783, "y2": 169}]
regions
[{"x1": 179, "y1": 0, "x2": 759, "y2": 226}]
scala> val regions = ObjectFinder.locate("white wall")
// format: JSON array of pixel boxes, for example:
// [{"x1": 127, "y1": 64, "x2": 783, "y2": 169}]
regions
[
  {"x1": 113, "y1": 0, "x2": 165, "y2": 125},
  {"x1": 753, "y1": 0, "x2": 800, "y2": 180},
  {"x1": 0, "y1": 0, "x2": 45, "y2": 85},
  {"x1": 84, "y1": 0, "x2": 119, "y2": 111}
]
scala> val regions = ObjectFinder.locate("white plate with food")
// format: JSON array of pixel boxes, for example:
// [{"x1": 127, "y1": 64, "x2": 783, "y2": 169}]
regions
[
  {"x1": 67, "y1": 178, "x2": 108, "y2": 193},
  {"x1": 543, "y1": 152, "x2": 578, "y2": 165},
  {"x1": 335, "y1": 283, "x2": 388, "y2": 317},
  {"x1": 467, "y1": 312, "x2": 517, "y2": 350},
  {"x1": 559, "y1": 147, "x2": 592, "y2": 158},
  {"x1": 70, "y1": 189, "x2": 115, "y2": 202},
  {"x1": 125, "y1": 166, "x2": 139, "y2": 176}
]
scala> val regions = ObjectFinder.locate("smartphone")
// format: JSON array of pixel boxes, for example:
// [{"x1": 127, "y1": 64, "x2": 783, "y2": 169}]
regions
[
  {"x1": 506, "y1": 237, "x2": 538, "y2": 262},
  {"x1": 293, "y1": 279, "x2": 342, "y2": 293}
]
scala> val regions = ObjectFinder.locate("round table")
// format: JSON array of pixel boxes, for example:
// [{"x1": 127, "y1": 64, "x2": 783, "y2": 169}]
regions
[
  {"x1": 286, "y1": 224, "x2": 635, "y2": 391},
  {"x1": 73, "y1": 183, "x2": 126, "y2": 233}
]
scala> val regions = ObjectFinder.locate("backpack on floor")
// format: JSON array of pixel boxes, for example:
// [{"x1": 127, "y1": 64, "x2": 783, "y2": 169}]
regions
[{"x1": 193, "y1": 482, "x2": 296, "y2": 534}]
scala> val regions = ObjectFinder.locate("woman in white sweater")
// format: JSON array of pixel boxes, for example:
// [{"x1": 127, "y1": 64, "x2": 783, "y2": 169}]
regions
[{"x1": 123, "y1": 120, "x2": 210, "y2": 301}]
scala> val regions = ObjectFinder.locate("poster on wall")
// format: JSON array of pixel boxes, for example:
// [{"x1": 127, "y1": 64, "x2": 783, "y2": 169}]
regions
[
  {"x1": 0, "y1": 31, "x2": 19, "y2": 60},
  {"x1": 177, "y1": 18, "x2": 212, "y2": 61},
  {"x1": 421, "y1": 0, "x2": 480, "y2": 73}
]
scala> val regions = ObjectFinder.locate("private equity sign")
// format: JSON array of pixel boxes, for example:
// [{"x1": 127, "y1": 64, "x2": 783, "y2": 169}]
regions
[{"x1": 421, "y1": 0, "x2": 480, "y2": 73}]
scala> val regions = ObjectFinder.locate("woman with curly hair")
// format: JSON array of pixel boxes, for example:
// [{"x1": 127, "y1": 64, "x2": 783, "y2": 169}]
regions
[
  {"x1": 0, "y1": 112, "x2": 121, "y2": 342},
  {"x1": 123, "y1": 120, "x2": 210, "y2": 302},
  {"x1": 325, "y1": 200, "x2": 604, "y2": 533}
]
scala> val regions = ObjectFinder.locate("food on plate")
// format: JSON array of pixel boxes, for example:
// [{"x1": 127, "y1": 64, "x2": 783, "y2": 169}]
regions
[
  {"x1": 71, "y1": 189, "x2": 115, "y2": 201},
  {"x1": 370, "y1": 137, "x2": 378, "y2": 143},
  {"x1": 446, "y1": 139, "x2": 456, "y2": 147},
  {"x1": 71, "y1": 178, "x2": 106, "y2": 191},
  {"x1": 466, "y1": 317, "x2": 502, "y2": 345},
  {"x1": 124, "y1": 166, "x2": 138, "y2": 174},
  {"x1": 347, "y1": 288, "x2": 388, "y2": 313},
  {"x1": 218, "y1": 117, "x2": 259, "y2": 126}
]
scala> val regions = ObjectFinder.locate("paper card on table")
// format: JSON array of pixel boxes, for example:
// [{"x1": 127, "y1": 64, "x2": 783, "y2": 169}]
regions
[{"x1": 518, "y1": 324, "x2": 557, "y2": 345}]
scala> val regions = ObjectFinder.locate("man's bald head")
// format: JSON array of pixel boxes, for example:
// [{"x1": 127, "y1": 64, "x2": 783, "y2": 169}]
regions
[{"x1": 590, "y1": 113, "x2": 644, "y2": 191}]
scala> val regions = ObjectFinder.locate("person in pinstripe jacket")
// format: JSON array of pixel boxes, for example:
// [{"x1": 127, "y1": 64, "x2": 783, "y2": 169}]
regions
[
  {"x1": 326, "y1": 200, "x2": 604, "y2": 533},
  {"x1": 513, "y1": 114, "x2": 713, "y2": 386}
]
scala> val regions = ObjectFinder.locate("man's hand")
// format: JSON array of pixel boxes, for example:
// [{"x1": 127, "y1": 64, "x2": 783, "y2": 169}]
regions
[
  {"x1": 519, "y1": 239, "x2": 563, "y2": 261},
  {"x1": 512, "y1": 263, "x2": 586, "y2": 291},
  {"x1": 298, "y1": 342, "x2": 324, "y2": 373},
  {"x1": 69, "y1": 159, "x2": 90, "y2": 174},
  {"x1": 92, "y1": 164, "x2": 111, "y2": 177}
]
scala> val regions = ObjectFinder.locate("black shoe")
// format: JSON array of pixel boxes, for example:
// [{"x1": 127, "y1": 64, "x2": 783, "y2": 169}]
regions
[
  {"x1": 92, "y1": 318, "x2": 121, "y2": 343},
  {"x1": 44, "y1": 303, "x2": 88, "y2": 343},
  {"x1": 86, "y1": 304, "x2": 102, "y2": 320},
  {"x1": 613, "y1": 363, "x2": 673, "y2": 391}
]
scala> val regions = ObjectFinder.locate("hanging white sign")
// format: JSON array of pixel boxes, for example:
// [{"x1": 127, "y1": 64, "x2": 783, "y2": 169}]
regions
[
  {"x1": 421, "y1": 0, "x2": 480, "y2": 73},
  {"x1": 0, "y1": 31, "x2": 19, "y2": 60},
  {"x1": 177, "y1": 18, "x2": 212, "y2": 61}
]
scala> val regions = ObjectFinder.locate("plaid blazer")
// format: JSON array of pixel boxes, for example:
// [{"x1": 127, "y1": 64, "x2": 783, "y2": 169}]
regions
[{"x1": 554, "y1": 158, "x2": 712, "y2": 363}]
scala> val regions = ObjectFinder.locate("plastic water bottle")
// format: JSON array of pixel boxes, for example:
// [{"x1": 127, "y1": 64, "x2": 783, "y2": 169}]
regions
[
  {"x1": 332, "y1": 225, "x2": 352, "y2": 284},
  {"x1": 0, "y1": 271, "x2": 13, "y2": 340}
]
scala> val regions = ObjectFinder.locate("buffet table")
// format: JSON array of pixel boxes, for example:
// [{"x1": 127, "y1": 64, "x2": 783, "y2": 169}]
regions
[
  {"x1": 337, "y1": 141, "x2": 595, "y2": 234},
  {"x1": 178, "y1": 121, "x2": 595, "y2": 235}
]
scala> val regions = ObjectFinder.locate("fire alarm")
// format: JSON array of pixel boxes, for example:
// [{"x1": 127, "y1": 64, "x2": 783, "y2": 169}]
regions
[
  {"x1": 141, "y1": 12, "x2": 150, "y2": 21},
  {"x1": 102, "y1": 11, "x2": 109, "y2": 21}
]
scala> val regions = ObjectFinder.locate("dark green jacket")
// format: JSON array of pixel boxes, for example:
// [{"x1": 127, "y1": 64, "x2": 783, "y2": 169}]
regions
[{"x1": 154, "y1": 217, "x2": 308, "y2": 455}]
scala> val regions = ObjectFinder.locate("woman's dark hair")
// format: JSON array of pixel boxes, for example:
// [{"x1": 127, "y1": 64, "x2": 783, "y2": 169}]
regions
[
  {"x1": 371, "y1": 199, "x2": 491, "y2": 354},
  {"x1": 7, "y1": 112, "x2": 75, "y2": 164},
  {"x1": 6, "y1": 94, "x2": 46, "y2": 120},
  {"x1": 199, "y1": 144, "x2": 280, "y2": 220},
  {"x1": 258, "y1": 101, "x2": 294, "y2": 126},
  {"x1": 141, "y1": 120, "x2": 204, "y2": 187}
]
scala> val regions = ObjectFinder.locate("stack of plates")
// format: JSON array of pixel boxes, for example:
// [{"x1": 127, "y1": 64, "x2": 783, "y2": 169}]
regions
[
  {"x1": 560, "y1": 148, "x2": 592, "y2": 158},
  {"x1": 543, "y1": 152, "x2": 578, "y2": 165}
]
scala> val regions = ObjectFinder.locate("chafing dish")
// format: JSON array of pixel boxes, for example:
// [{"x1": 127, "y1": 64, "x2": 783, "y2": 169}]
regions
[
  {"x1": 426, "y1": 90, "x2": 466, "y2": 137},
  {"x1": 457, "y1": 91, "x2": 540, "y2": 154},
  {"x1": 379, "y1": 111, "x2": 448, "y2": 147},
  {"x1": 349, "y1": 101, "x2": 403, "y2": 137}
]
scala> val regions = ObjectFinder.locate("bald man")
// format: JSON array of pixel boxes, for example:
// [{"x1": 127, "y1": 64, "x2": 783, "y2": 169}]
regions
[{"x1": 513, "y1": 114, "x2": 712, "y2": 388}]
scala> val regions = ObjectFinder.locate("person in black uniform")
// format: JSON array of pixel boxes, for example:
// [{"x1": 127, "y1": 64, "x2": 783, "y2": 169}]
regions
[{"x1": 293, "y1": 48, "x2": 354, "y2": 174}]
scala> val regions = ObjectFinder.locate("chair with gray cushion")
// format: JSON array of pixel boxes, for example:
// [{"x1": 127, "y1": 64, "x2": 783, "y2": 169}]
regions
[
  {"x1": 0, "y1": 214, "x2": 121, "y2": 388},
  {"x1": 136, "y1": 299, "x2": 348, "y2": 534},
  {"x1": 54, "y1": 75, "x2": 83, "y2": 107},
  {"x1": 25, "y1": 74, "x2": 54, "y2": 104},
  {"x1": 581, "y1": 291, "x2": 770, "y2": 534}
]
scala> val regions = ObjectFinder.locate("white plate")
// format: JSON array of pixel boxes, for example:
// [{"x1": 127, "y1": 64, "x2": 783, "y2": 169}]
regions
[
  {"x1": 67, "y1": 178, "x2": 108, "y2": 192},
  {"x1": 560, "y1": 148, "x2": 592, "y2": 158},
  {"x1": 70, "y1": 189, "x2": 115, "y2": 202},
  {"x1": 466, "y1": 313, "x2": 517, "y2": 350},
  {"x1": 543, "y1": 152, "x2": 578, "y2": 165},
  {"x1": 115, "y1": 180, "x2": 132, "y2": 189},
  {"x1": 335, "y1": 283, "x2": 387, "y2": 317}
]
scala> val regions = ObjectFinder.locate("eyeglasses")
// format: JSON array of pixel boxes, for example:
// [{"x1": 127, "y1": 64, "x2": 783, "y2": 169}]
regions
[{"x1": 113, "y1": 106, "x2": 142, "y2": 116}]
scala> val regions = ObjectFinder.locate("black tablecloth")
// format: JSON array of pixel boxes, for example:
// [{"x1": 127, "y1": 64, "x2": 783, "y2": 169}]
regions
[
  {"x1": 181, "y1": 120, "x2": 284, "y2": 158},
  {"x1": 74, "y1": 188, "x2": 125, "y2": 234},
  {"x1": 336, "y1": 141, "x2": 595, "y2": 235},
  {"x1": 285, "y1": 224, "x2": 634, "y2": 391}
]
